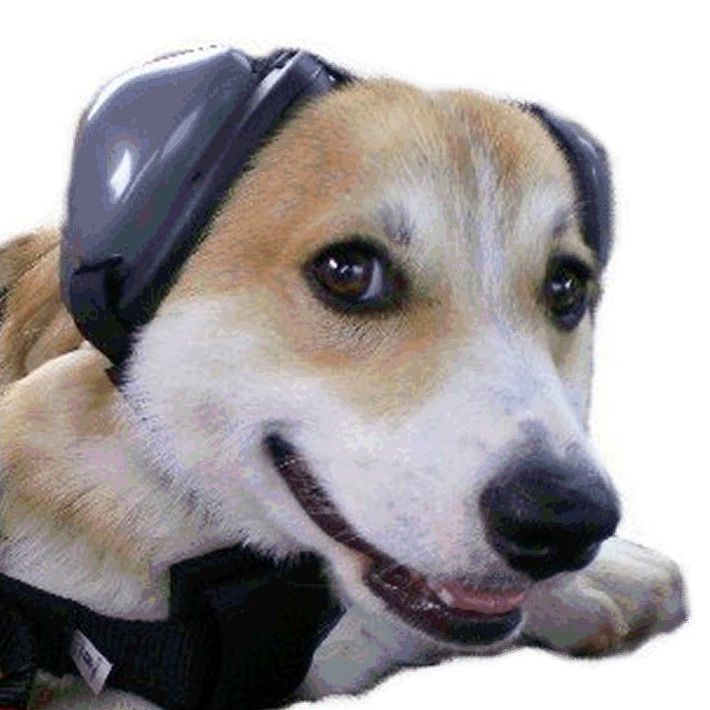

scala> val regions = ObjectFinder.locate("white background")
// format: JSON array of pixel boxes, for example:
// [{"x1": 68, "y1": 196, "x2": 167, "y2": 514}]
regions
[{"x1": 1, "y1": 1, "x2": 706, "y2": 708}]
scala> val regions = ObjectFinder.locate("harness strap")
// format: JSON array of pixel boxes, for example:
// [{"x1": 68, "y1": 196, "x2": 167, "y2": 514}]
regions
[
  {"x1": 0, "y1": 573, "x2": 215, "y2": 709},
  {"x1": 0, "y1": 597, "x2": 36, "y2": 710},
  {"x1": 0, "y1": 547, "x2": 341, "y2": 709}
]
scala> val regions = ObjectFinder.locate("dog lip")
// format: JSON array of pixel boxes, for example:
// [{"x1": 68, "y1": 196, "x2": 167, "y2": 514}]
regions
[
  {"x1": 264, "y1": 432, "x2": 524, "y2": 646},
  {"x1": 263, "y1": 433, "x2": 382, "y2": 559}
]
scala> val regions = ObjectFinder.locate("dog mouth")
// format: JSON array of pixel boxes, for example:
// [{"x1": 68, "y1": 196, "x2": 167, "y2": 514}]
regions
[{"x1": 264, "y1": 433, "x2": 525, "y2": 646}]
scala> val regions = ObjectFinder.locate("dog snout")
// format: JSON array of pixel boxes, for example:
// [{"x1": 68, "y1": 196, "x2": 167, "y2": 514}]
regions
[{"x1": 479, "y1": 457, "x2": 620, "y2": 580}]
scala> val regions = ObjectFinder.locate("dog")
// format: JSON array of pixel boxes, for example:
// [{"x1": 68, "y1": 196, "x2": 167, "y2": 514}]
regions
[{"x1": 0, "y1": 63, "x2": 687, "y2": 709}]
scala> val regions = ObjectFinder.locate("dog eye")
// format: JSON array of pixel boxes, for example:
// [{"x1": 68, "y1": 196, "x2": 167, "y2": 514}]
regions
[
  {"x1": 305, "y1": 239, "x2": 402, "y2": 313},
  {"x1": 543, "y1": 257, "x2": 591, "y2": 330}
]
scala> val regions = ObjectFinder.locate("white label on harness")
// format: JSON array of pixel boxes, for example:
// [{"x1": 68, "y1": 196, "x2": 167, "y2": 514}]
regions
[{"x1": 70, "y1": 629, "x2": 113, "y2": 695}]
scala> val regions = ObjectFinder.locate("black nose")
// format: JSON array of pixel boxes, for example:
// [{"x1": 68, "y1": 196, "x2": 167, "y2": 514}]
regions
[{"x1": 480, "y1": 458, "x2": 620, "y2": 580}]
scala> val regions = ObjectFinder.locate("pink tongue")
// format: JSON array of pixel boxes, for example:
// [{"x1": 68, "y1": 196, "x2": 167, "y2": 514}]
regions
[{"x1": 428, "y1": 580, "x2": 527, "y2": 615}]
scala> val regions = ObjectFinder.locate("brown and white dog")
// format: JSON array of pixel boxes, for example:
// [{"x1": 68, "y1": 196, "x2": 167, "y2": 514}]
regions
[{"x1": 0, "y1": 78, "x2": 687, "y2": 708}]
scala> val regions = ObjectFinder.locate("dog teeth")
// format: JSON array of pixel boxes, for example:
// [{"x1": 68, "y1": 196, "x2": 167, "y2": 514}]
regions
[
  {"x1": 426, "y1": 579, "x2": 527, "y2": 614},
  {"x1": 434, "y1": 586, "x2": 456, "y2": 606}
]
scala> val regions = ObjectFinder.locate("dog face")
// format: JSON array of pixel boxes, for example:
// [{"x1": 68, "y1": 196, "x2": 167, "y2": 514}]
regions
[{"x1": 124, "y1": 80, "x2": 619, "y2": 649}]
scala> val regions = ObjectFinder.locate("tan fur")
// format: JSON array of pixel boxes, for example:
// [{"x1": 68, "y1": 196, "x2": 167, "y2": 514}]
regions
[
  {"x1": 2, "y1": 349, "x2": 127, "y2": 556},
  {"x1": 0, "y1": 229, "x2": 82, "y2": 388},
  {"x1": 0, "y1": 347, "x2": 212, "y2": 619},
  {"x1": 0, "y1": 239, "x2": 197, "y2": 588}
]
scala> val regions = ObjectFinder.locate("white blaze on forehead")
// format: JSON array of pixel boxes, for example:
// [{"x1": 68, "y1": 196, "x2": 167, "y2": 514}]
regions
[
  {"x1": 515, "y1": 181, "x2": 577, "y2": 250},
  {"x1": 376, "y1": 180, "x2": 448, "y2": 246},
  {"x1": 372, "y1": 144, "x2": 576, "y2": 320},
  {"x1": 470, "y1": 148, "x2": 506, "y2": 307},
  {"x1": 469, "y1": 152, "x2": 577, "y2": 312},
  {"x1": 368, "y1": 178, "x2": 475, "y2": 308}
]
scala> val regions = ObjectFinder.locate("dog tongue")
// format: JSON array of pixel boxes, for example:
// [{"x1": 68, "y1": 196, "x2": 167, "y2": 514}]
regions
[{"x1": 427, "y1": 580, "x2": 527, "y2": 615}]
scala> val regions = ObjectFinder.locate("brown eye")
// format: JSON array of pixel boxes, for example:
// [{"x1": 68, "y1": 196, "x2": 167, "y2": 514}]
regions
[
  {"x1": 305, "y1": 239, "x2": 402, "y2": 313},
  {"x1": 543, "y1": 257, "x2": 591, "y2": 331}
]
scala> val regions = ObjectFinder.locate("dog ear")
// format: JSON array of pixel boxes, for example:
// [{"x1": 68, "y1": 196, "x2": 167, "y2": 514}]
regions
[{"x1": 523, "y1": 104, "x2": 613, "y2": 267}]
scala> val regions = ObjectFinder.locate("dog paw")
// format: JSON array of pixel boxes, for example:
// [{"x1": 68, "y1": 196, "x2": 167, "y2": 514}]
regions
[
  {"x1": 521, "y1": 537, "x2": 688, "y2": 655},
  {"x1": 294, "y1": 606, "x2": 437, "y2": 700}
]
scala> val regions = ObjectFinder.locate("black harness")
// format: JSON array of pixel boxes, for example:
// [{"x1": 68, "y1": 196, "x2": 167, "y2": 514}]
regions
[
  {"x1": 0, "y1": 44, "x2": 613, "y2": 709},
  {"x1": 0, "y1": 546, "x2": 341, "y2": 710}
]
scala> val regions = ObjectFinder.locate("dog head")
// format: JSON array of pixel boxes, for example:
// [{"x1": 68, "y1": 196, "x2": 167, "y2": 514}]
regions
[{"x1": 123, "y1": 79, "x2": 620, "y2": 648}]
